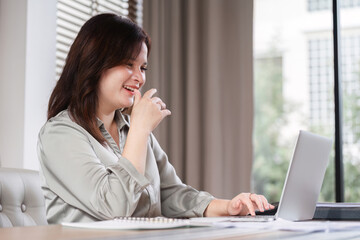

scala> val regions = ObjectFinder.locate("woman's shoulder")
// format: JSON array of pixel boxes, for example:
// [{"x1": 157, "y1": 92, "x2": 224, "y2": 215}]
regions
[
  {"x1": 46, "y1": 109, "x2": 74, "y2": 126},
  {"x1": 39, "y1": 109, "x2": 86, "y2": 137}
]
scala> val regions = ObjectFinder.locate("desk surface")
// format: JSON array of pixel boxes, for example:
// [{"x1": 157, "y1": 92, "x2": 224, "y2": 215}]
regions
[
  {"x1": 2, "y1": 224, "x2": 360, "y2": 240},
  {"x1": 0, "y1": 224, "x2": 300, "y2": 240}
]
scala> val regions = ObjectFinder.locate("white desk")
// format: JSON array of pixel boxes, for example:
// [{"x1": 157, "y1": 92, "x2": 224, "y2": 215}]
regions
[{"x1": 1, "y1": 224, "x2": 360, "y2": 240}]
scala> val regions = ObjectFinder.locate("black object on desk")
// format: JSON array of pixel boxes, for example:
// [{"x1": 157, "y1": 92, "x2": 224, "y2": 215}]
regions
[
  {"x1": 313, "y1": 202, "x2": 360, "y2": 220},
  {"x1": 255, "y1": 202, "x2": 360, "y2": 220},
  {"x1": 255, "y1": 202, "x2": 279, "y2": 216}
]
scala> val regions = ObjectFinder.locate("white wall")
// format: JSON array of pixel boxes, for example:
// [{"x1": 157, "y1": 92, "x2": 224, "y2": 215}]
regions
[
  {"x1": 0, "y1": 0, "x2": 57, "y2": 170},
  {"x1": 0, "y1": 0, "x2": 27, "y2": 168},
  {"x1": 23, "y1": 0, "x2": 57, "y2": 170}
]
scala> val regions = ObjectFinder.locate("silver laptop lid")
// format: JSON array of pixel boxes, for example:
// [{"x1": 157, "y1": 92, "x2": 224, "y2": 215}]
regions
[{"x1": 276, "y1": 130, "x2": 332, "y2": 221}]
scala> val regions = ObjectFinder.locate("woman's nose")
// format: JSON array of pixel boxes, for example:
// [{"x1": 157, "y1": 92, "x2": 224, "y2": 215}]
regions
[{"x1": 133, "y1": 68, "x2": 145, "y2": 85}]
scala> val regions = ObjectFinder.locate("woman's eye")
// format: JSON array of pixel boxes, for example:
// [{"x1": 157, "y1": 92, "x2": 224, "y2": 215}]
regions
[
  {"x1": 126, "y1": 63, "x2": 133, "y2": 68},
  {"x1": 141, "y1": 67, "x2": 148, "y2": 71}
]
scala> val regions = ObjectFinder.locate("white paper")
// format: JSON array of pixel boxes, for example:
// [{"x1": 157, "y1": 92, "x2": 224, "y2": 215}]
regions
[
  {"x1": 62, "y1": 218, "x2": 213, "y2": 230},
  {"x1": 211, "y1": 218, "x2": 360, "y2": 232},
  {"x1": 62, "y1": 219, "x2": 190, "y2": 230}
]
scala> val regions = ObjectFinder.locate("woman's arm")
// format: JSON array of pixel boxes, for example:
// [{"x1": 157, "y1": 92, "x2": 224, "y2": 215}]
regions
[
  {"x1": 122, "y1": 89, "x2": 171, "y2": 175},
  {"x1": 204, "y1": 193, "x2": 274, "y2": 217}
]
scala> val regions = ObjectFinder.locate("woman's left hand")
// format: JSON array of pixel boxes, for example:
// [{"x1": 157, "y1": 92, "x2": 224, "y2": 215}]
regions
[{"x1": 227, "y1": 193, "x2": 274, "y2": 216}]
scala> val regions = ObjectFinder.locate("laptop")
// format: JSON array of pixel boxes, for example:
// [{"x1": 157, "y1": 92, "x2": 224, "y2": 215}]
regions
[{"x1": 238, "y1": 130, "x2": 333, "y2": 222}]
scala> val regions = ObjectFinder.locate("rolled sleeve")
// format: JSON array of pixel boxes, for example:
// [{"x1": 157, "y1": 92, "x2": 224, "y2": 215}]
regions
[
  {"x1": 149, "y1": 134, "x2": 215, "y2": 218},
  {"x1": 108, "y1": 156, "x2": 150, "y2": 193}
]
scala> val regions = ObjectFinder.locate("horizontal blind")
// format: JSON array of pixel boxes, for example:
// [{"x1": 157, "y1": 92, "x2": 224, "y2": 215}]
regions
[
  {"x1": 128, "y1": 0, "x2": 143, "y2": 27},
  {"x1": 56, "y1": 0, "x2": 142, "y2": 80}
]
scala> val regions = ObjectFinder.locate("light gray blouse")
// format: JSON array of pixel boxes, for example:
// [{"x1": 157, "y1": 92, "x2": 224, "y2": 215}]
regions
[{"x1": 37, "y1": 109, "x2": 214, "y2": 224}]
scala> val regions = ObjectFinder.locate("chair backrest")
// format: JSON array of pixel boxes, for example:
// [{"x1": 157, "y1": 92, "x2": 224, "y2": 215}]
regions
[{"x1": 0, "y1": 168, "x2": 48, "y2": 227}]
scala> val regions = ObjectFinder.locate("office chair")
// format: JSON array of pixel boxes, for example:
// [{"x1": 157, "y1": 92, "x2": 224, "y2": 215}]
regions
[{"x1": 0, "y1": 168, "x2": 48, "y2": 227}]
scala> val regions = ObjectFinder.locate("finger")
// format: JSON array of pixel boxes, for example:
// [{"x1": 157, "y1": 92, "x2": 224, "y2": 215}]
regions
[
  {"x1": 159, "y1": 102, "x2": 166, "y2": 110},
  {"x1": 242, "y1": 197, "x2": 256, "y2": 216},
  {"x1": 152, "y1": 97, "x2": 167, "y2": 111},
  {"x1": 232, "y1": 199, "x2": 240, "y2": 209},
  {"x1": 250, "y1": 194, "x2": 264, "y2": 212},
  {"x1": 151, "y1": 97, "x2": 164, "y2": 107},
  {"x1": 143, "y1": 88, "x2": 157, "y2": 99},
  {"x1": 227, "y1": 199, "x2": 242, "y2": 216},
  {"x1": 161, "y1": 109, "x2": 172, "y2": 118},
  {"x1": 151, "y1": 97, "x2": 161, "y2": 103},
  {"x1": 259, "y1": 195, "x2": 270, "y2": 210},
  {"x1": 153, "y1": 98, "x2": 166, "y2": 107},
  {"x1": 236, "y1": 199, "x2": 242, "y2": 209},
  {"x1": 133, "y1": 89, "x2": 142, "y2": 106},
  {"x1": 232, "y1": 200, "x2": 244, "y2": 215}
]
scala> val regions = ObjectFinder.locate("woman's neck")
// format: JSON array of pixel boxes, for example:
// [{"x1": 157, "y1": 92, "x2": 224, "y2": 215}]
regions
[{"x1": 97, "y1": 110, "x2": 116, "y2": 131}]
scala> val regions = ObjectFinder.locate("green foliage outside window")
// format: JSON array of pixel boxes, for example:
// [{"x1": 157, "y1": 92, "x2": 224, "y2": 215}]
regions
[
  {"x1": 252, "y1": 51, "x2": 360, "y2": 203},
  {"x1": 252, "y1": 49, "x2": 293, "y2": 203},
  {"x1": 252, "y1": 46, "x2": 335, "y2": 203}
]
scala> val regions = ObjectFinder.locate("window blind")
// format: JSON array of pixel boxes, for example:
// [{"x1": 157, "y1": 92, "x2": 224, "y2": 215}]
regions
[{"x1": 56, "y1": 0, "x2": 142, "y2": 80}]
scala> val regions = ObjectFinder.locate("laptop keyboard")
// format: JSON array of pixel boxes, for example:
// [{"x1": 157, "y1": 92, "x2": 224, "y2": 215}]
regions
[{"x1": 230, "y1": 215, "x2": 276, "y2": 222}]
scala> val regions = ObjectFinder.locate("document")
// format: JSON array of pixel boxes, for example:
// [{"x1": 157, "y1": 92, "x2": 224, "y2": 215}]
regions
[
  {"x1": 201, "y1": 217, "x2": 360, "y2": 233},
  {"x1": 62, "y1": 217, "x2": 211, "y2": 230}
]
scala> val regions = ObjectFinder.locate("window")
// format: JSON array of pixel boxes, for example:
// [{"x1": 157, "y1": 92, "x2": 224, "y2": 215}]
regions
[
  {"x1": 56, "y1": 0, "x2": 143, "y2": 80},
  {"x1": 340, "y1": 10, "x2": 360, "y2": 201},
  {"x1": 252, "y1": 0, "x2": 335, "y2": 202},
  {"x1": 308, "y1": 37, "x2": 334, "y2": 130},
  {"x1": 253, "y1": 0, "x2": 360, "y2": 203},
  {"x1": 308, "y1": 0, "x2": 360, "y2": 11}
]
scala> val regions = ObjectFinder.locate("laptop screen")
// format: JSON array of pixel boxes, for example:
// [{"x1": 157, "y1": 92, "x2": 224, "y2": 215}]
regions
[{"x1": 276, "y1": 130, "x2": 332, "y2": 221}]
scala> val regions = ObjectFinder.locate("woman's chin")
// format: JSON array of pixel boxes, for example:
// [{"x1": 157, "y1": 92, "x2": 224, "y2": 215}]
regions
[{"x1": 119, "y1": 99, "x2": 134, "y2": 109}]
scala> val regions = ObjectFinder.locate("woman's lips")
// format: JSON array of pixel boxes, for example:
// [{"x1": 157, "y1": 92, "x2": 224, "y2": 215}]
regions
[{"x1": 123, "y1": 85, "x2": 138, "y2": 95}]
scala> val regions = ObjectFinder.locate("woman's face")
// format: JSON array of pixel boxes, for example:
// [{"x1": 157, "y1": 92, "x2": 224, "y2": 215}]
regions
[{"x1": 97, "y1": 42, "x2": 148, "y2": 113}]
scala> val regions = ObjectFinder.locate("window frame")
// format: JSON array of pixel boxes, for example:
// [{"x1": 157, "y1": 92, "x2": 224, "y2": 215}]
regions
[{"x1": 333, "y1": 0, "x2": 345, "y2": 202}]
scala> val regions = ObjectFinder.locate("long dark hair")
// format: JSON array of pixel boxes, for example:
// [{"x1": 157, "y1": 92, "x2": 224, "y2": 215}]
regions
[{"x1": 48, "y1": 13, "x2": 151, "y2": 144}]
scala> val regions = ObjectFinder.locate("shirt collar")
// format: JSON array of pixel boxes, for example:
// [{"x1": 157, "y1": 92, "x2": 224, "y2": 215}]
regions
[{"x1": 96, "y1": 109, "x2": 130, "y2": 130}]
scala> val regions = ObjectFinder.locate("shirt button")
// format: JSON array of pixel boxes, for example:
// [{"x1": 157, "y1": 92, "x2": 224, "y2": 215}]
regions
[{"x1": 21, "y1": 204, "x2": 27, "y2": 212}]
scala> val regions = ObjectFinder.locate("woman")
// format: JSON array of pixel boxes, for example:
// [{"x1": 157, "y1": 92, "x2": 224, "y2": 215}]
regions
[{"x1": 38, "y1": 13, "x2": 273, "y2": 224}]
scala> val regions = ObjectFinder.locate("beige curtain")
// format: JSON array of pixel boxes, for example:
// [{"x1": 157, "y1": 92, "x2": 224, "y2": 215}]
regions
[{"x1": 143, "y1": 0, "x2": 254, "y2": 199}]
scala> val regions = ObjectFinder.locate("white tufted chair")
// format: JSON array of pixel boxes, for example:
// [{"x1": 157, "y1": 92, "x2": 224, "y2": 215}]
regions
[{"x1": 0, "y1": 168, "x2": 48, "y2": 227}]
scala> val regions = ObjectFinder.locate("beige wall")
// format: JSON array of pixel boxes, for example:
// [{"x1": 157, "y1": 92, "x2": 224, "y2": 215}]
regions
[{"x1": 0, "y1": 0, "x2": 57, "y2": 169}]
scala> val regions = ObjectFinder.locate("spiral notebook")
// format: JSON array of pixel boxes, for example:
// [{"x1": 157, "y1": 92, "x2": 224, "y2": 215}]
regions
[{"x1": 62, "y1": 217, "x2": 210, "y2": 230}]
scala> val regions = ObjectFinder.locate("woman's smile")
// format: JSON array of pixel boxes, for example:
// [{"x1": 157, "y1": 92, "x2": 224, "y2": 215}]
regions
[{"x1": 123, "y1": 85, "x2": 139, "y2": 94}]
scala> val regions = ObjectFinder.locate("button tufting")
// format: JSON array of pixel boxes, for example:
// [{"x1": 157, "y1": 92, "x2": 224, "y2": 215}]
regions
[{"x1": 21, "y1": 203, "x2": 27, "y2": 212}]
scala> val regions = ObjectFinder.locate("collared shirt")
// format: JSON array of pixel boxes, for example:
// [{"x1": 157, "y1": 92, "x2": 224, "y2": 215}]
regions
[{"x1": 37, "y1": 109, "x2": 214, "y2": 224}]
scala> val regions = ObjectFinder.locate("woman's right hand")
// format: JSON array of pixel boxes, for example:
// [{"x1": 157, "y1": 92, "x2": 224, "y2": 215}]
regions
[
  {"x1": 122, "y1": 89, "x2": 171, "y2": 175},
  {"x1": 130, "y1": 88, "x2": 171, "y2": 135}
]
